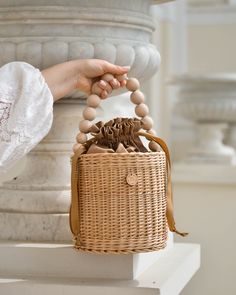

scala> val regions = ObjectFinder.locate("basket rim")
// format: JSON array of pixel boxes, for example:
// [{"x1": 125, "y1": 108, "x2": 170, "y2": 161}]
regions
[{"x1": 78, "y1": 151, "x2": 165, "y2": 159}]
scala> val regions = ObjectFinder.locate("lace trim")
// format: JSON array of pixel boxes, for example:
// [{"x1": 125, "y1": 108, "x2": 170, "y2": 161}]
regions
[
  {"x1": 0, "y1": 100, "x2": 29, "y2": 144},
  {"x1": 0, "y1": 101, "x2": 12, "y2": 142},
  {"x1": 0, "y1": 62, "x2": 54, "y2": 174}
]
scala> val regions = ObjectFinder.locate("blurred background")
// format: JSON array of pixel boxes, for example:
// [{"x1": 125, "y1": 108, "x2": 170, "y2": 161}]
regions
[{"x1": 146, "y1": 0, "x2": 236, "y2": 294}]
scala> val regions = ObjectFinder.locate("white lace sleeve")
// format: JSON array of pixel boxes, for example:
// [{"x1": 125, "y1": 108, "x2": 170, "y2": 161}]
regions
[{"x1": 0, "y1": 62, "x2": 53, "y2": 174}]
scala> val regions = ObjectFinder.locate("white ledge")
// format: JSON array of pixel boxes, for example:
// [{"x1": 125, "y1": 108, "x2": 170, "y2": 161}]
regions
[
  {"x1": 0, "y1": 235, "x2": 173, "y2": 280},
  {"x1": 0, "y1": 243, "x2": 200, "y2": 295}
]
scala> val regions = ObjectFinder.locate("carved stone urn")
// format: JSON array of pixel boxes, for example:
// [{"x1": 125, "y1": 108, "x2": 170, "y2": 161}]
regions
[
  {"x1": 173, "y1": 74, "x2": 236, "y2": 164},
  {"x1": 0, "y1": 0, "x2": 170, "y2": 241}
]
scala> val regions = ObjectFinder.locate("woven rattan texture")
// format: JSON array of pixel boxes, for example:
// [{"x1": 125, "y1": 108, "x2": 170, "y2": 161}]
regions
[{"x1": 74, "y1": 152, "x2": 168, "y2": 254}]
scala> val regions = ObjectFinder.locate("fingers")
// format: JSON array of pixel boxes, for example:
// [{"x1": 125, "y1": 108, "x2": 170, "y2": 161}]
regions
[
  {"x1": 101, "y1": 90, "x2": 108, "y2": 99},
  {"x1": 91, "y1": 70, "x2": 128, "y2": 99},
  {"x1": 92, "y1": 77, "x2": 123, "y2": 99},
  {"x1": 91, "y1": 82, "x2": 104, "y2": 97},
  {"x1": 101, "y1": 73, "x2": 128, "y2": 89},
  {"x1": 98, "y1": 80, "x2": 113, "y2": 93},
  {"x1": 120, "y1": 79, "x2": 127, "y2": 87},
  {"x1": 103, "y1": 61, "x2": 130, "y2": 76},
  {"x1": 101, "y1": 74, "x2": 121, "y2": 90},
  {"x1": 116, "y1": 74, "x2": 127, "y2": 88},
  {"x1": 110, "y1": 78, "x2": 120, "y2": 89},
  {"x1": 91, "y1": 80, "x2": 112, "y2": 99}
]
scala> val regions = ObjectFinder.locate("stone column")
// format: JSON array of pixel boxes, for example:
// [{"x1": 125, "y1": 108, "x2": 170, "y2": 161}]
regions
[
  {"x1": 0, "y1": 0, "x2": 166, "y2": 241},
  {"x1": 172, "y1": 74, "x2": 236, "y2": 164}
]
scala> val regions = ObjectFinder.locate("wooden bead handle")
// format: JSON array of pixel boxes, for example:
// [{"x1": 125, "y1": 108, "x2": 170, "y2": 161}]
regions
[{"x1": 74, "y1": 75, "x2": 158, "y2": 152}]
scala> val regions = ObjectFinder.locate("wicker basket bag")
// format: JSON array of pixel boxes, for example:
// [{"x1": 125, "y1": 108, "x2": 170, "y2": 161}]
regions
[{"x1": 70, "y1": 76, "x2": 187, "y2": 254}]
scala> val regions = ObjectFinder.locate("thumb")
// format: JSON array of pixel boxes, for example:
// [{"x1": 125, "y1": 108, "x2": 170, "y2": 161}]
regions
[{"x1": 104, "y1": 62, "x2": 130, "y2": 75}]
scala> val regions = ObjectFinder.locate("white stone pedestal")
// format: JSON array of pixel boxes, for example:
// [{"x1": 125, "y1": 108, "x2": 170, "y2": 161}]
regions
[
  {"x1": 0, "y1": 242, "x2": 200, "y2": 295},
  {"x1": 0, "y1": 233, "x2": 173, "y2": 280},
  {"x1": 0, "y1": 100, "x2": 82, "y2": 241},
  {"x1": 172, "y1": 74, "x2": 236, "y2": 164},
  {"x1": 187, "y1": 123, "x2": 235, "y2": 164}
]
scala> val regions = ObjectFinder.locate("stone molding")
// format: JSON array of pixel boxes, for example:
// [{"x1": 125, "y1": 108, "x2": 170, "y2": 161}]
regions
[
  {"x1": 0, "y1": 41, "x2": 160, "y2": 81},
  {"x1": 0, "y1": 6, "x2": 154, "y2": 31},
  {"x1": 0, "y1": 2, "x2": 161, "y2": 81}
]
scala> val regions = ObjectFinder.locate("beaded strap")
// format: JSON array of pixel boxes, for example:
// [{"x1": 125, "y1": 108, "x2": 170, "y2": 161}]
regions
[{"x1": 73, "y1": 75, "x2": 159, "y2": 152}]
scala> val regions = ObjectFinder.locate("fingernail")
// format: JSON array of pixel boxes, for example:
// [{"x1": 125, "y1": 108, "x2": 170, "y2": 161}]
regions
[
  {"x1": 123, "y1": 66, "x2": 130, "y2": 70},
  {"x1": 111, "y1": 79, "x2": 118, "y2": 85},
  {"x1": 99, "y1": 80, "x2": 107, "y2": 87},
  {"x1": 102, "y1": 90, "x2": 108, "y2": 99},
  {"x1": 121, "y1": 80, "x2": 127, "y2": 87}
]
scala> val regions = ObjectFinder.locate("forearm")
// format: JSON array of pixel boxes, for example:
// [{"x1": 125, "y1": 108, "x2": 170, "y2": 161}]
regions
[{"x1": 41, "y1": 60, "x2": 80, "y2": 102}]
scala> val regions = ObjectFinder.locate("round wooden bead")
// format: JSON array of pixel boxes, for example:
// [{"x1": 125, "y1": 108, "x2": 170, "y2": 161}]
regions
[
  {"x1": 101, "y1": 73, "x2": 114, "y2": 82},
  {"x1": 79, "y1": 120, "x2": 93, "y2": 133},
  {"x1": 73, "y1": 143, "x2": 82, "y2": 153},
  {"x1": 116, "y1": 74, "x2": 127, "y2": 82},
  {"x1": 87, "y1": 94, "x2": 101, "y2": 108},
  {"x1": 141, "y1": 116, "x2": 154, "y2": 130},
  {"x1": 135, "y1": 103, "x2": 149, "y2": 118},
  {"x1": 83, "y1": 107, "x2": 96, "y2": 121},
  {"x1": 73, "y1": 143, "x2": 86, "y2": 155},
  {"x1": 130, "y1": 90, "x2": 145, "y2": 105},
  {"x1": 149, "y1": 141, "x2": 160, "y2": 152},
  {"x1": 126, "y1": 78, "x2": 140, "y2": 92},
  {"x1": 76, "y1": 133, "x2": 87, "y2": 144}
]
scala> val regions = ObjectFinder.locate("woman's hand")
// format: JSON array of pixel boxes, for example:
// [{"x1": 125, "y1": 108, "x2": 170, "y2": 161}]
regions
[{"x1": 41, "y1": 59, "x2": 130, "y2": 102}]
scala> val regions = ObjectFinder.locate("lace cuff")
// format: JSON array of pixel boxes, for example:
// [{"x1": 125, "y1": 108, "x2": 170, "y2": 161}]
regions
[
  {"x1": 0, "y1": 62, "x2": 53, "y2": 174},
  {"x1": 0, "y1": 101, "x2": 12, "y2": 141}
]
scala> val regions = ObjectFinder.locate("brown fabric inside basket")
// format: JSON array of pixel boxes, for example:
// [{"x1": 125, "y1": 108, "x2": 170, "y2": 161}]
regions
[{"x1": 84, "y1": 118, "x2": 148, "y2": 154}]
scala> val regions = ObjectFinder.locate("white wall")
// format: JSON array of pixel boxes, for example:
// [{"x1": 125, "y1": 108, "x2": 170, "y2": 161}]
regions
[
  {"x1": 188, "y1": 24, "x2": 236, "y2": 73},
  {"x1": 174, "y1": 165, "x2": 236, "y2": 295}
]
